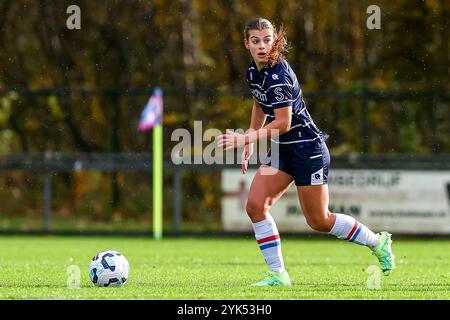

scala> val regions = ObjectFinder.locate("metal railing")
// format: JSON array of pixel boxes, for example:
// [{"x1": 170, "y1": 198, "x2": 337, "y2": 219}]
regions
[{"x1": 2, "y1": 152, "x2": 450, "y2": 234}]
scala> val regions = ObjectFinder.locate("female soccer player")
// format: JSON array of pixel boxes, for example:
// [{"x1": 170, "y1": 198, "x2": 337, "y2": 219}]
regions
[{"x1": 217, "y1": 18, "x2": 395, "y2": 286}]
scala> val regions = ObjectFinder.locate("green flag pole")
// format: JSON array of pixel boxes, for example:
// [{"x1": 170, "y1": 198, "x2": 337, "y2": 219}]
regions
[
  {"x1": 153, "y1": 122, "x2": 163, "y2": 240},
  {"x1": 140, "y1": 88, "x2": 163, "y2": 240}
]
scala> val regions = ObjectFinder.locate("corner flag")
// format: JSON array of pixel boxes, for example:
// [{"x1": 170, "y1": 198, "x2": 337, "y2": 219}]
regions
[
  {"x1": 138, "y1": 88, "x2": 163, "y2": 131},
  {"x1": 139, "y1": 88, "x2": 163, "y2": 240}
]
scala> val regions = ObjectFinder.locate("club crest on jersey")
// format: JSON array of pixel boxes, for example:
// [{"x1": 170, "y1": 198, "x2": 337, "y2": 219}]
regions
[
  {"x1": 272, "y1": 74, "x2": 279, "y2": 80},
  {"x1": 251, "y1": 88, "x2": 267, "y2": 102}
]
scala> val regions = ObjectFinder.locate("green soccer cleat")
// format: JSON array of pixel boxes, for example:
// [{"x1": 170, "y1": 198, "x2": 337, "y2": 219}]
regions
[
  {"x1": 251, "y1": 270, "x2": 291, "y2": 287},
  {"x1": 371, "y1": 232, "x2": 395, "y2": 276}
]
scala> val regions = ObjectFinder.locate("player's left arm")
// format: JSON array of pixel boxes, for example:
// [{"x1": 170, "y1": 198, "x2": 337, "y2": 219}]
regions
[
  {"x1": 245, "y1": 106, "x2": 292, "y2": 142},
  {"x1": 218, "y1": 75, "x2": 293, "y2": 150},
  {"x1": 218, "y1": 105, "x2": 292, "y2": 150}
]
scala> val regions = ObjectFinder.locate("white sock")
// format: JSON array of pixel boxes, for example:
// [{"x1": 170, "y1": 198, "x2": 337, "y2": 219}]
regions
[
  {"x1": 252, "y1": 214, "x2": 286, "y2": 273},
  {"x1": 329, "y1": 213, "x2": 380, "y2": 249}
]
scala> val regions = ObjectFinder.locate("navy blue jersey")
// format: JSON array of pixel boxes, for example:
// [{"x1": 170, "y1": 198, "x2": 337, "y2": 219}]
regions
[{"x1": 246, "y1": 60, "x2": 322, "y2": 144}]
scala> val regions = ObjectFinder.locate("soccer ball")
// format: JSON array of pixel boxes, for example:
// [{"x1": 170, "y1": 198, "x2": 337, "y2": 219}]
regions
[{"x1": 89, "y1": 250, "x2": 130, "y2": 287}]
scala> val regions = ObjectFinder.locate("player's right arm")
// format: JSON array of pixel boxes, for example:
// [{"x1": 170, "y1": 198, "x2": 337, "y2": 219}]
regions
[
  {"x1": 249, "y1": 97, "x2": 267, "y2": 131},
  {"x1": 242, "y1": 98, "x2": 266, "y2": 174}
]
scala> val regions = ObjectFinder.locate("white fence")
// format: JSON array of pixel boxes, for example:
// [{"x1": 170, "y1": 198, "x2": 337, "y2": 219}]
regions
[{"x1": 222, "y1": 169, "x2": 450, "y2": 234}]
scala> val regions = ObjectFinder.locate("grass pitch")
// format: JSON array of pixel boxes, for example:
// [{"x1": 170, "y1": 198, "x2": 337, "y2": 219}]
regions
[{"x1": 0, "y1": 236, "x2": 449, "y2": 300}]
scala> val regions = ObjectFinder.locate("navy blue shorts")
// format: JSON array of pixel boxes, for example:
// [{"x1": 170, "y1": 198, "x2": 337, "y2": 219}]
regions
[{"x1": 266, "y1": 138, "x2": 330, "y2": 186}]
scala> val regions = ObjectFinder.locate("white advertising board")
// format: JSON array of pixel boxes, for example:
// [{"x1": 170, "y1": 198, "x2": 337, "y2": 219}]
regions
[{"x1": 222, "y1": 169, "x2": 450, "y2": 234}]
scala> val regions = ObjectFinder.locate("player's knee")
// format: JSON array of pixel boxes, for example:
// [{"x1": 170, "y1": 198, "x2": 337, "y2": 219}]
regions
[
  {"x1": 246, "y1": 199, "x2": 266, "y2": 218},
  {"x1": 306, "y1": 216, "x2": 331, "y2": 232}
]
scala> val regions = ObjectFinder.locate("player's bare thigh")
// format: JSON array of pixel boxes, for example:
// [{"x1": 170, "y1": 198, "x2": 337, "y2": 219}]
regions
[
  {"x1": 297, "y1": 184, "x2": 336, "y2": 232},
  {"x1": 246, "y1": 165, "x2": 294, "y2": 223}
]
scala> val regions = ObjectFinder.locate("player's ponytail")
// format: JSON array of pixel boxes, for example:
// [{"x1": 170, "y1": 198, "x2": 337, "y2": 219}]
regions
[{"x1": 267, "y1": 25, "x2": 289, "y2": 67}]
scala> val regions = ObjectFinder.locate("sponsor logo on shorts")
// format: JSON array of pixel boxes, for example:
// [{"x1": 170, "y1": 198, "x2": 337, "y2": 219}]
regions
[{"x1": 311, "y1": 168, "x2": 324, "y2": 185}]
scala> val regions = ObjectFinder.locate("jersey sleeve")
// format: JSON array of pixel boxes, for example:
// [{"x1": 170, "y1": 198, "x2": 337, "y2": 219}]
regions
[{"x1": 266, "y1": 70, "x2": 293, "y2": 109}]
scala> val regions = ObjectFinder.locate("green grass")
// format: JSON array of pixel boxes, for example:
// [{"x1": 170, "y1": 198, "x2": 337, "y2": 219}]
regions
[{"x1": 0, "y1": 236, "x2": 449, "y2": 299}]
